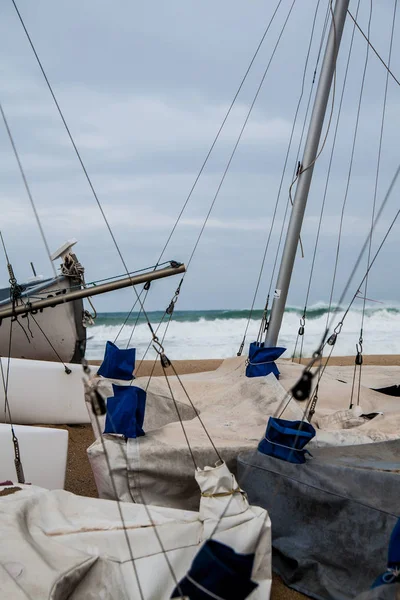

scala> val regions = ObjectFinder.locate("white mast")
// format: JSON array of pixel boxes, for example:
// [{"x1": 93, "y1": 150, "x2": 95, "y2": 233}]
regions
[{"x1": 266, "y1": 0, "x2": 350, "y2": 346}]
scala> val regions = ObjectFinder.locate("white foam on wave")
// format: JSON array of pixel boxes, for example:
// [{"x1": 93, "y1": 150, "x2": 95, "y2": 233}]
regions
[{"x1": 86, "y1": 307, "x2": 400, "y2": 360}]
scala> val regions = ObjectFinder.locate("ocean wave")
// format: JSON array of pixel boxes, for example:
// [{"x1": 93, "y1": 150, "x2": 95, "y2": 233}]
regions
[{"x1": 86, "y1": 305, "x2": 400, "y2": 360}]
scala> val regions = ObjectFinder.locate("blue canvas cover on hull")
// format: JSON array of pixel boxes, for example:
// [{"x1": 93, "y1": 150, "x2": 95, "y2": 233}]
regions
[
  {"x1": 258, "y1": 417, "x2": 315, "y2": 464},
  {"x1": 97, "y1": 341, "x2": 136, "y2": 380},
  {"x1": 170, "y1": 539, "x2": 257, "y2": 599},
  {"x1": 246, "y1": 343, "x2": 286, "y2": 378},
  {"x1": 372, "y1": 519, "x2": 400, "y2": 588},
  {"x1": 104, "y1": 384, "x2": 146, "y2": 438},
  {"x1": 237, "y1": 440, "x2": 400, "y2": 600}
]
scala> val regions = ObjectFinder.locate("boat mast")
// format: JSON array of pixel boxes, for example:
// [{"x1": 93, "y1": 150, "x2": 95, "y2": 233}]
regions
[
  {"x1": 0, "y1": 263, "x2": 186, "y2": 320},
  {"x1": 265, "y1": 0, "x2": 350, "y2": 347}
]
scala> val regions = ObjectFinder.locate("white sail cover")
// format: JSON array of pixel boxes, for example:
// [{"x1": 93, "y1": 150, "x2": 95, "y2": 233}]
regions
[
  {"x1": 0, "y1": 461, "x2": 271, "y2": 599},
  {"x1": 87, "y1": 358, "x2": 400, "y2": 509}
]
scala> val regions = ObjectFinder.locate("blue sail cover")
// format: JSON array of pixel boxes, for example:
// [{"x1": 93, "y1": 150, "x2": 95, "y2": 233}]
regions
[
  {"x1": 258, "y1": 417, "x2": 315, "y2": 464},
  {"x1": 104, "y1": 384, "x2": 146, "y2": 438},
  {"x1": 246, "y1": 343, "x2": 286, "y2": 379},
  {"x1": 170, "y1": 539, "x2": 258, "y2": 599},
  {"x1": 97, "y1": 341, "x2": 136, "y2": 380},
  {"x1": 372, "y1": 519, "x2": 400, "y2": 588}
]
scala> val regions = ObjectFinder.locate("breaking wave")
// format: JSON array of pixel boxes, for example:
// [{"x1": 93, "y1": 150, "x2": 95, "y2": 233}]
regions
[{"x1": 85, "y1": 305, "x2": 400, "y2": 360}]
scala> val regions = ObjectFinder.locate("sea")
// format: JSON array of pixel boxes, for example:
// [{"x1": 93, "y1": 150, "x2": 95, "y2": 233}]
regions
[{"x1": 85, "y1": 304, "x2": 400, "y2": 361}]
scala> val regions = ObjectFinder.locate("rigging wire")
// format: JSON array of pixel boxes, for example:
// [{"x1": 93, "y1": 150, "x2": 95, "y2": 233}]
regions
[
  {"x1": 352, "y1": 0, "x2": 398, "y2": 408},
  {"x1": 85, "y1": 364, "x2": 185, "y2": 599},
  {"x1": 185, "y1": 0, "x2": 297, "y2": 274},
  {"x1": 347, "y1": 9, "x2": 400, "y2": 88},
  {"x1": 325, "y1": 0, "x2": 373, "y2": 331},
  {"x1": 153, "y1": 0, "x2": 285, "y2": 267},
  {"x1": 135, "y1": 0, "x2": 299, "y2": 377},
  {"x1": 0, "y1": 100, "x2": 56, "y2": 278},
  {"x1": 10, "y1": 0, "x2": 155, "y2": 333},
  {"x1": 238, "y1": 0, "x2": 324, "y2": 354},
  {"x1": 19, "y1": 300, "x2": 72, "y2": 372},
  {"x1": 10, "y1": 3, "x2": 187, "y2": 591},
  {"x1": 266, "y1": 2, "x2": 331, "y2": 305},
  {"x1": 303, "y1": 160, "x2": 400, "y2": 384},
  {"x1": 292, "y1": 0, "x2": 362, "y2": 362},
  {"x1": 0, "y1": 321, "x2": 25, "y2": 485},
  {"x1": 113, "y1": 287, "x2": 145, "y2": 344},
  {"x1": 113, "y1": 0, "x2": 286, "y2": 342}
]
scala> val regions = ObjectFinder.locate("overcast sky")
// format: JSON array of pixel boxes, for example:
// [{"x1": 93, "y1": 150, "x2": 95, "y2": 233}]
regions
[{"x1": 0, "y1": 0, "x2": 399, "y2": 312}]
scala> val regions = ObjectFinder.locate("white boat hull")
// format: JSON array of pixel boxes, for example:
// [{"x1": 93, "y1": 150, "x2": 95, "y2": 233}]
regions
[
  {"x1": 0, "y1": 423, "x2": 68, "y2": 489},
  {"x1": 0, "y1": 277, "x2": 86, "y2": 363},
  {"x1": 0, "y1": 357, "x2": 88, "y2": 424}
]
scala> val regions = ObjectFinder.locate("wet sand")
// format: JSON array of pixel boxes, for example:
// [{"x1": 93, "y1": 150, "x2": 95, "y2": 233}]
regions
[{"x1": 62, "y1": 355, "x2": 400, "y2": 599}]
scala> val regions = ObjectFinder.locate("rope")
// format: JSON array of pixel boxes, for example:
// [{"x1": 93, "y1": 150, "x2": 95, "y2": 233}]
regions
[
  {"x1": 238, "y1": 0, "x2": 324, "y2": 355},
  {"x1": 0, "y1": 101, "x2": 56, "y2": 278}
]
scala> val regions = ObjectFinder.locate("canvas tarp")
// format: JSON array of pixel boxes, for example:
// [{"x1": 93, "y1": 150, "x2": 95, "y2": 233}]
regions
[
  {"x1": 87, "y1": 358, "x2": 400, "y2": 509},
  {"x1": 237, "y1": 440, "x2": 400, "y2": 600},
  {"x1": 0, "y1": 461, "x2": 271, "y2": 599}
]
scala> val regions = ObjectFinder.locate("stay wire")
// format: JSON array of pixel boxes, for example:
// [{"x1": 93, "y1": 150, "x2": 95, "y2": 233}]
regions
[
  {"x1": 153, "y1": 0, "x2": 285, "y2": 267},
  {"x1": 302, "y1": 160, "x2": 400, "y2": 380},
  {"x1": 266, "y1": 2, "x2": 331, "y2": 302},
  {"x1": 354, "y1": 0, "x2": 397, "y2": 408},
  {"x1": 347, "y1": 9, "x2": 400, "y2": 88},
  {"x1": 360, "y1": 0, "x2": 397, "y2": 338},
  {"x1": 294, "y1": 0, "x2": 362, "y2": 361},
  {"x1": 11, "y1": 0, "x2": 154, "y2": 331},
  {"x1": 0, "y1": 100, "x2": 56, "y2": 278},
  {"x1": 169, "y1": 361, "x2": 223, "y2": 464},
  {"x1": 185, "y1": 0, "x2": 297, "y2": 274},
  {"x1": 107, "y1": 0, "x2": 286, "y2": 345},
  {"x1": 113, "y1": 287, "x2": 145, "y2": 344},
  {"x1": 20, "y1": 299, "x2": 71, "y2": 371},
  {"x1": 0, "y1": 322, "x2": 14, "y2": 425},
  {"x1": 160, "y1": 365, "x2": 198, "y2": 470},
  {"x1": 288, "y1": 162, "x2": 400, "y2": 423},
  {"x1": 287, "y1": 0, "x2": 338, "y2": 208},
  {"x1": 0, "y1": 320, "x2": 25, "y2": 485},
  {"x1": 140, "y1": 0, "x2": 298, "y2": 364},
  {"x1": 239, "y1": 0, "x2": 323, "y2": 352},
  {"x1": 325, "y1": 0, "x2": 373, "y2": 331},
  {"x1": 86, "y1": 371, "x2": 184, "y2": 598},
  {"x1": 91, "y1": 412, "x2": 145, "y2": 600}
]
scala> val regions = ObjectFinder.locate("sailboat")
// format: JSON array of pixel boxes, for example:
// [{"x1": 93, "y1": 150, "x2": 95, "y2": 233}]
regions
[
  {"x1": 0, "y1": 239, "x2": 89, "y2": 363},
  {"x1": 2, "y1": 0, "x2": 400, "y2": 598}
]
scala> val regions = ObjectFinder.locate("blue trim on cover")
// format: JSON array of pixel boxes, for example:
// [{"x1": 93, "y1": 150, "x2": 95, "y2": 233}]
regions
[
  {"x1": 246, "y1": 343, "x2": 286, "y2": 379},
  {"x1": 104, "y1": 384, "x2": 146, "y2": 438},
  {"x1": 98, "y1": 341, "x2": 136, "y2": 380},
  {"x1": 258, "y1": 417, "x2": 315, "y2": 464}
]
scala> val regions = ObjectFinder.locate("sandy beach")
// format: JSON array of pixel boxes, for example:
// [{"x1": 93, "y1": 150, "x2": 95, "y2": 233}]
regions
[{"x1": 56, "y1": 354, "x2": 400, "y2": 599}]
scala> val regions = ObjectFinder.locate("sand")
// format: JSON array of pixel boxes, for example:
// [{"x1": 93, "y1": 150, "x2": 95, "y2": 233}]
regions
[{"x1": 60, "y1": 355, "x2": 399, "y2": 599}]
